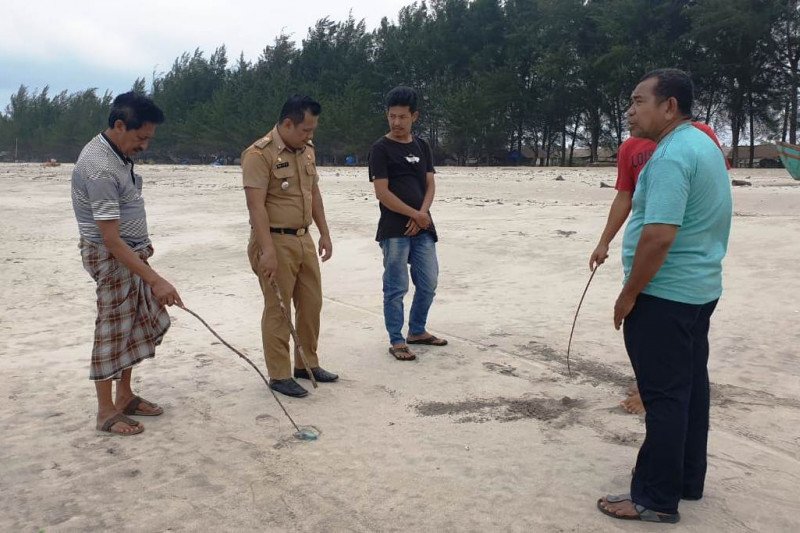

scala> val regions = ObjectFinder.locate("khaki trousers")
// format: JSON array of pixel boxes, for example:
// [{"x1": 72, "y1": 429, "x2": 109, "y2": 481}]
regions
[{"x1": 248, "y1": 233, "x2": 322, "y2": 379}]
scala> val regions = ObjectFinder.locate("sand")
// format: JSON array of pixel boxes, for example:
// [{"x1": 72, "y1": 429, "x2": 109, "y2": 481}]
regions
[{"x1": 1, "y1": 162, "x2": 799, "y2": 532}]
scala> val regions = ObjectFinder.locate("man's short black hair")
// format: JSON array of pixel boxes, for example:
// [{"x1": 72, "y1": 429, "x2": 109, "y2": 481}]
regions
[
  {"x1": 108, "y1": 91, "x2": 165, "y2": 130},
  {"x1": 640, "y1": 68, "x2": 694, "y2": 117},
  {"x1": 279, "y1": 95, "x2": 322, "y2": 125},
  {"x1": 386, "y1": 86, "x2": 418, "y2": 113}
]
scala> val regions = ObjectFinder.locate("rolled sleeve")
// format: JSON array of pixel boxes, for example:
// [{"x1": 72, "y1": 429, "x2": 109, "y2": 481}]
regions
[{"x1": 242, "y1": 150, "x2": 270, "y2": 189}]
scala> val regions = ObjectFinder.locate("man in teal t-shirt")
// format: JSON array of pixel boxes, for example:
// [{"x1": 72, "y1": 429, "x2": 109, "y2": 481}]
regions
[
  {"x1": 621, "y1": 124, "x2": 732, "y2": 303},
  {"x1": 598, "y1": 69, "x2": 732, "y2": 524}
]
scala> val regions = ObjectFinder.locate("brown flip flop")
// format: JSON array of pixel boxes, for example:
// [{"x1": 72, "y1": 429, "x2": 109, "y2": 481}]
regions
[
  {"x1": 122, "y1": 395, "x2": 163, "y2": 416},
  {"x1": 407, "y1": 335, "x2": 448, "y2": 346},
  {"x1": 389, "y1": 346, "x2": 416, "y2": 361},
  {"x1": 98, "y1": 413, "x2": 144, "y2": 436}
]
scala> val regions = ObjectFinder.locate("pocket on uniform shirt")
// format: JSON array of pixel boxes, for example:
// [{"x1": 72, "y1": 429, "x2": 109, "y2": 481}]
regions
[
  {"x1": 306, "y1": 161, "x2": 319, "y2": 180},
  {"x1": 273, "y1": 167, "x2": 295, "y2": 189},
  {"x1": 273, "y1": 166, "x2": 294, "y2": 180}
]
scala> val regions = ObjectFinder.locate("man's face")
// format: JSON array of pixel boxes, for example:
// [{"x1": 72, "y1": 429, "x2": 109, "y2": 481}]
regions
[
  {"x1": 281, "y1": 111, "x2": 319, "y2": 149},
  {"x1": 387, "y1": 106, "x2": 418, "y2": 137},
  {"x1": 113, "y1": 121, "x2": 157, "y2": 156},
  {"x1": 627, "y1": 77, "x2": 669, "y2": 139}
]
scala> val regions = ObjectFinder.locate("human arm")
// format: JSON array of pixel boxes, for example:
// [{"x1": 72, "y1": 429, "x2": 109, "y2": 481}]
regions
[
  {"x1": 311, "y1": 183, "x2": 332, "y2": 261},
  {"x1": 405, "y1": 171, "x2": 437, "y2": 236},
  {"x1": 372, "y1": 179, "x2": 432, "y2": 234},
  {"x1": 96, "y1": 220, "x2": 182, "y2": 307},
  {"x1": 613, "y1": 223, "x2": 678, "y2": 329},
  {"x1": 411, "y1": 139, "x2": 437, "y2": 235},
  {"x1": 420, "y1": 171, "x2": 435, "y2": 213},
  {"x1": 244, "y1": 186, "x2": 277, "y2": 278},
  {"x1": 590, "y1": 190, "x2": 632, "y2": 270},
  {"x1": 613, "y1": 151, "x2": 691, "y2": 329}
]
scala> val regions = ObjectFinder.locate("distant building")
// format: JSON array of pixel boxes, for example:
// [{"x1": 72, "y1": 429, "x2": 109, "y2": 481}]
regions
[
  {"x1": 521, "y1": 145, "x2": 615, "y2": 166},
  {"x1": 723, "y1": 144, "x2": 782, "y2": 167},
  {"x1": 567, "y1": 147, "x2": 616, "y2": 166}
]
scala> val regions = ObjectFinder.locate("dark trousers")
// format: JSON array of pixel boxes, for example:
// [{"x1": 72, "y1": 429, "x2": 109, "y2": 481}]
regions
[{"x1": 624, "y1": 293, "x2": 718, "y2": 515}]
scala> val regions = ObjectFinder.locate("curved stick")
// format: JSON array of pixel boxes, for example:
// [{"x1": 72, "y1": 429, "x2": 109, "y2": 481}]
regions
[
  {"x1": 566, "y1": 265, "x2": 599, "y2": 377},
  {"x1": 179, "y1": 305, "x2": 302, "y2": 433}
]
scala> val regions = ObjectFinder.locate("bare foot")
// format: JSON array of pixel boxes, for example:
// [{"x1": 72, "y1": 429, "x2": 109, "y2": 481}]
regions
[
  {"x1": 619, "y1": 384, "x2": 645, "y2": 414},
  {"x1": 620, "y1": 391, "x2": 645, "y2": 414}
]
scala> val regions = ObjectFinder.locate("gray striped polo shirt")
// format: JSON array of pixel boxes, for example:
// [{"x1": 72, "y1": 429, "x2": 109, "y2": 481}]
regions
[{"x1": 71, "y1": 133, "x2": 150, "y2": 249}]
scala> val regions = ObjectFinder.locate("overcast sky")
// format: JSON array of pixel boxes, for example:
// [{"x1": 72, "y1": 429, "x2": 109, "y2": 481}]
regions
[{"x1": 0, "y1": 0, "x2": 413, "y2": 110}]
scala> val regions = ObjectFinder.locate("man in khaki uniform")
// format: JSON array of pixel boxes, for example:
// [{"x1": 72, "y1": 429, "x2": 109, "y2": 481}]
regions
[{"x1": 242, "y1": 95, "x2": 338, "y2": 398}]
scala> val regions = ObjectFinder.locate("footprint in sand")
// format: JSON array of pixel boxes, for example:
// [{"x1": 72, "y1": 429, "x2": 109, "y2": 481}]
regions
[
  {"x1": 194, "y1": 353, "x2": 214, "y2": 367},
  {"x1": 482, "y1": 361, "x2": 519, "y2": 377}
]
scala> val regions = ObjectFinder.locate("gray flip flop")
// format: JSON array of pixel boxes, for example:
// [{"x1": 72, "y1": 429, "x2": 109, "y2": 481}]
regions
[{"x1": 597, "y1": 494, "x2": 680, "y2": 524}]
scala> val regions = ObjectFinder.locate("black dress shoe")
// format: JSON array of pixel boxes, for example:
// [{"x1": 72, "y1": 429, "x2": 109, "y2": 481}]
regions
[
  {"x1": 294, "y1": 367, "x2": 339, "y2": 382},
  {"x1": 269, "y1": 378, "x2": 308, "y2": 397}
]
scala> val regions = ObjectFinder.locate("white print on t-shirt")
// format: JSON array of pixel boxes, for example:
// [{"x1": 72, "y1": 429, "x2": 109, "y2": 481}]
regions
[{"x1": 405, "y1": 154, "x2": 420, "y2": 163}]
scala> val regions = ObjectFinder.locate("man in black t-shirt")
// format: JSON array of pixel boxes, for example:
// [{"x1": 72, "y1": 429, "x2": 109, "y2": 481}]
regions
[{"x1": 368, "y1": 86, "x2": 447, "y2": 361}]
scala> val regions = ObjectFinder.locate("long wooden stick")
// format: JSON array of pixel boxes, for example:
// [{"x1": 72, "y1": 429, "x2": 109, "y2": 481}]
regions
[
  {"x1": 269, "y1": 279, "x2": 318, "y2": 388},
  {"x1": 178, "y1": 305, "x2": 302, "y2": 432},
  {"x1": 566, "y1": 265, "x2": 599, "y2": 377}
]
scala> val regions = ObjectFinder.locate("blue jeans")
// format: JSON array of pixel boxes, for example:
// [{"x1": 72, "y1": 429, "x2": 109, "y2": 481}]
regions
[{"x1": 379, "y1": 233, "x2": 439, "y2": 345}]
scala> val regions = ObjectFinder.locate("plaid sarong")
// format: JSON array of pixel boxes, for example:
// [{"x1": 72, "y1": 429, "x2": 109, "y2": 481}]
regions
[{"x1": 80, "y1": 239, "x2": 171, "y2": 380}]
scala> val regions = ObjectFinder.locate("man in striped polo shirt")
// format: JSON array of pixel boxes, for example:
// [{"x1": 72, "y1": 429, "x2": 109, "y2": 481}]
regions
[{"x1": 72, "y1": 92, "x2": 182, "y2": 436}]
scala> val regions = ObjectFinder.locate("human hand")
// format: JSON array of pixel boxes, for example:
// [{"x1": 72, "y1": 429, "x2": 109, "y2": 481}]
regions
[
  {"x1": 590, "y1": 243, "x2": 609, "y2": 270},
  {"x1": 614, "y1": 291, "x2": 636, "y2": 330},
  {"x1": 318, "y1": 234, "x2": 333, "y2": 262},
  {"x1": 404, "y1": 219, "x2": 421, "y2": 236},
  {"x1": 257, "y1": 248, "x2": 278, "y2": 279},
  {"x1": 152, "y1": 277, "x2": 183, "y2": 307},
  {"x1": 412, "y1": 211, "x2": 431, "y2": 229}
]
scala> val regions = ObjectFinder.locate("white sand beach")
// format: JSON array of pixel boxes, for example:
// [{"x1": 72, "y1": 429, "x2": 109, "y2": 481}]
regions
[{"x1": 1, "y1": 162, "x2": 799, "y2": 532}]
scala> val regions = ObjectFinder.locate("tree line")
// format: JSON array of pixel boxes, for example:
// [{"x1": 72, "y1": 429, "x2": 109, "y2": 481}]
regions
[{"x1": 1, "y1": 0, "x2": 798, "y2": 168}]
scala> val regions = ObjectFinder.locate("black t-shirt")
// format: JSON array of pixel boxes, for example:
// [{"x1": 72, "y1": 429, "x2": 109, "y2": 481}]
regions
[{"x1": 368, "y1": 135, "x2": 437, "y2": 242}]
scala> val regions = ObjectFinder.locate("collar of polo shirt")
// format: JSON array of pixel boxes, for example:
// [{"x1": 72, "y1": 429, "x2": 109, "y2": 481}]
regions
[{"x1": 101, "y1": 132, "x2": 133, "y2": 164}]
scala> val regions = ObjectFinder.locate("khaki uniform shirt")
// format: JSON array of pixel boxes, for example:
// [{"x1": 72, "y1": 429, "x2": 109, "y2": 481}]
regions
[{"x1": 241, "y1": 126, "x2": 318, "y2": 228}]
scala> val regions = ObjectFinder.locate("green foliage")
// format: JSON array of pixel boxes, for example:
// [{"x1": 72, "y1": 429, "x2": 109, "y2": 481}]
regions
[
  {"x1": 1, "y1": 86, "x2": 111, "y2": 161},
  {"x1": 0, "y1": 0, "x2": 794, "y2": 166}
]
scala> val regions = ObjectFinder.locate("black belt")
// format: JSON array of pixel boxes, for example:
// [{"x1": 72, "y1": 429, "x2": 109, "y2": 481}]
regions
[{"x1": 270, "y1": 226, "x2": 308, "y2": 236}]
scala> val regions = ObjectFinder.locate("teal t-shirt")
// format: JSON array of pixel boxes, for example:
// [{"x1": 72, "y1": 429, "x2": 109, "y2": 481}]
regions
[{"x1": 621, "y1": 122, "x2": 732, "y2": 305}]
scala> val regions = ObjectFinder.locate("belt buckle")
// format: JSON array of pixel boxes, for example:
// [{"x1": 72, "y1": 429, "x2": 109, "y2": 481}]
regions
[{"x1": 296, "y1": 227, "x2": 306, "y2": 236}]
